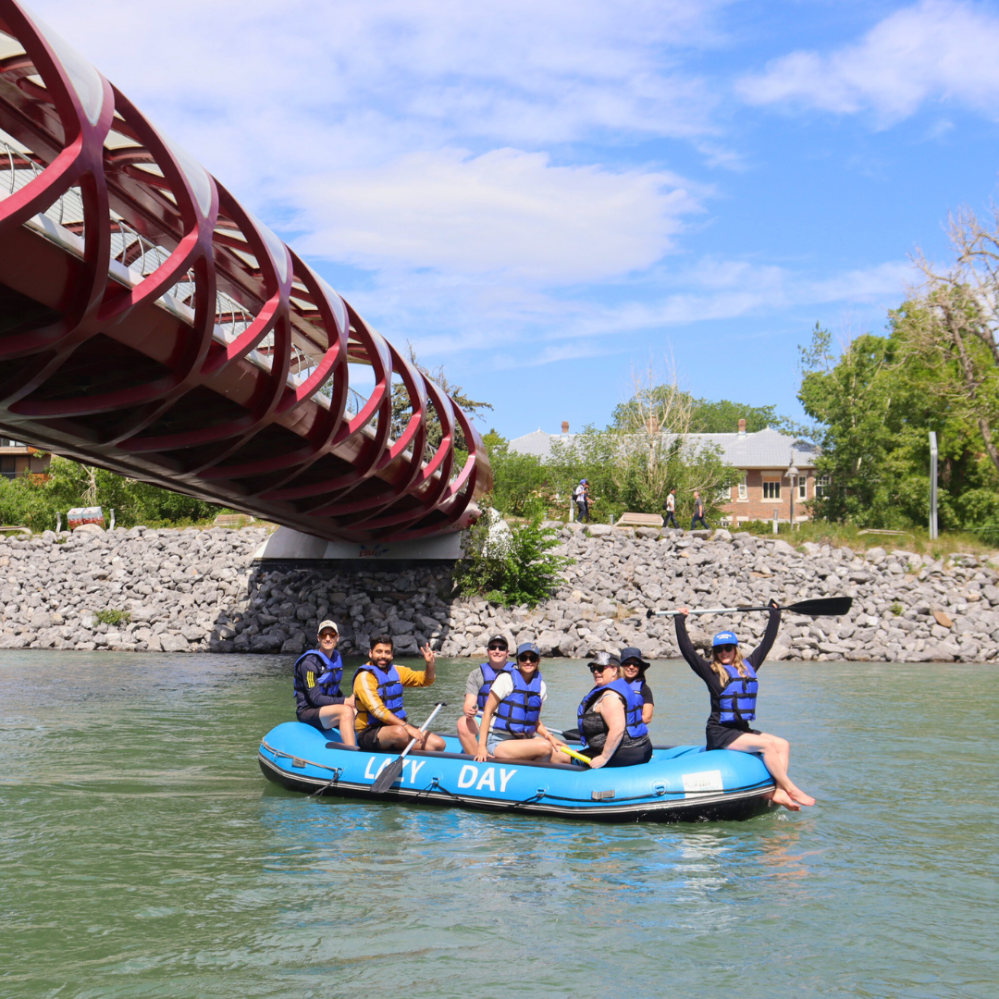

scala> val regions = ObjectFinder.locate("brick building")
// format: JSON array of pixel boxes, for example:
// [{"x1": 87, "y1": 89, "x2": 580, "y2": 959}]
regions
[
  {"x1": 507, "y1": 419, "x2": 822, "y2": 525},
  {"x1": 0, "y1": 437, "x2": 51, "y2": 482}
]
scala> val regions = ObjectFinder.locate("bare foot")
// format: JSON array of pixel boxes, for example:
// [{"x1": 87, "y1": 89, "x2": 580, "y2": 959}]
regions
[
  {"x1": 790, "y1": 789, "x2": 816, "y2": 806},
  {"x1": 768, "y1": 787, "x2": 801, "y2": 811}
]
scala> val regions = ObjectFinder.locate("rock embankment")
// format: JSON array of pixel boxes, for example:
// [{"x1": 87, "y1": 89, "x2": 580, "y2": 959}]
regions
[{"x1": 1, "y1": 523, "x2": 996, "y2": 662}]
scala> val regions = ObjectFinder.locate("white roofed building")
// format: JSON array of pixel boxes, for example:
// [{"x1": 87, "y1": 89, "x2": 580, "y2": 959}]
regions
[{"x1": 507, "y1": 420, "x2": 822, "y2": 525}]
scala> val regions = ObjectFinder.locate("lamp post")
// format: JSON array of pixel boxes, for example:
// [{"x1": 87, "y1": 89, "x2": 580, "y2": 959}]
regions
[{"x1": 787, "y1": 462, "x2": 800, "y2": 531}]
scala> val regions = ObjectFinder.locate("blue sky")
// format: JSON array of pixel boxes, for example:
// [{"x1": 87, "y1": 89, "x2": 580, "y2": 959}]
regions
[{"x1": 29, "y1": 0, "x2": 999, "y2": 439}]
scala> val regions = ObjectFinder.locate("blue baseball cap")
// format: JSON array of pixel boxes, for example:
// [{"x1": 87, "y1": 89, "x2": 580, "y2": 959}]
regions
[
  {"x1": 712, "y1": 631, "x2": 739, "y2": 647},
  {"x1": 516, "y1": 642, "x2": 541, "y2": 658}
]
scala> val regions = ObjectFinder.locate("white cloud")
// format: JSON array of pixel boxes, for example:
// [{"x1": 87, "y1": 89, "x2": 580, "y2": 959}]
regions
[
  {"x1": 736, "y1": 0, "x2": 999, "y2": 123},
  {"x1": 292, "y1": 148, "x2": 705, "y2": 283},
  {"x1": 27, "y1": 0, "x2": 728, "y2": 151}
]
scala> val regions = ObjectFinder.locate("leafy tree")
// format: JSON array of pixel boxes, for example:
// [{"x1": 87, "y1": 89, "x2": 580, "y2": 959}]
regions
[
  {"x1": 0, "y1": 456, "x2": 225, "y2": 531},
  {"x1": 797, "y1": 316, "x2": 999, "y2": 534}
]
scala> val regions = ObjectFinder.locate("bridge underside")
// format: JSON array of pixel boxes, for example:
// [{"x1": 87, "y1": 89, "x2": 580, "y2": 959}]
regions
[{"x1": 0, "y1": 1, "x2": 490, "y2": 542}]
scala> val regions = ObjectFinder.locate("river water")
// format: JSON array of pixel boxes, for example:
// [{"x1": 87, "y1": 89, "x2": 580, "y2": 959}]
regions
[{"x1": 0, "y1": 651, "x2": 995, "y2": 999}]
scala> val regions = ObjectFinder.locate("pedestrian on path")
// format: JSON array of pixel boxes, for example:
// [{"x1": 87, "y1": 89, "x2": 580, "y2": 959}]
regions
[
  {"x1": 691, "y1": 490, "x2": 710, "y2": 530},
  {"x1": 662, "y1": 488, "x2": 679, "y2": 529},
  {"x1": 573, "y1": 479, "x2": 591, "y2": 523}
]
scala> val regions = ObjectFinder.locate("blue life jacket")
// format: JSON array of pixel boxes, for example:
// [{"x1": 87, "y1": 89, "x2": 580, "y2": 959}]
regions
[
  {"x1": 577, "y1": 678, "x2": 649, "y2": 748},
  {"x1": 353, "y1": 663, "x2": 406, "y2": 725},
  {"x1": 294, "y1": 649, "x2": 343, "y2": 698},
  {"x1": 717, "y1": 660, "x2": 758, "y2": 723},
  {"x1": 492, "y1": 669, "x2": 543, "y2": 736},
  {"x1": 476, "y1": 661, "x2": 514, "y2": 711},
  {"x1": 626, "y1": 676, "x2": 646, "y2": 701}
]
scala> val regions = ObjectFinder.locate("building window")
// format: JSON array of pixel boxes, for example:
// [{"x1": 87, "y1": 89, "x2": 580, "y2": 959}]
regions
[
  {"x1": 0, "y1": 457, "x2": 16, "y2": 480},
  {"x1": 815, "y1": 475, "x2": 831, "y2": 498},
  {"x1": 798, "y1": 478, "x2": 807, "y2": 500},
  {"x1": 738, "y1": 475, "x2": 748, "y2": 500},
  {"x1": 762, "y1": 479, "x2": 781, "y2": 500},
  {"x1": 1, "y1": 438, "x2": 26, "y2": 448}
]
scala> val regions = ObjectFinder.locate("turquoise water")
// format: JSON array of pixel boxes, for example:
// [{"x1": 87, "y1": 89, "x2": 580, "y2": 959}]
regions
[{"x1": 0, "y1": 652, "x2": 995, "y2": 998}]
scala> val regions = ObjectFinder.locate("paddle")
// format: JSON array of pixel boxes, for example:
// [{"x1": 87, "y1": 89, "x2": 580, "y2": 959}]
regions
[
  {"x1": 559, "y1": 745, "x2": 593, "y2": 765},
  {"x1": 370, "y1": 702, "x2": 446, "y2": 794},
  {"x1": 647, "y1": 596, "x2": 853, "y2": 618}
]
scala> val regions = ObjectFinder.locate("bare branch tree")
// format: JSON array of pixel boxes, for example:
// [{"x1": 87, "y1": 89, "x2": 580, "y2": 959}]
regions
[{"x1": 912, "y1": 206, "x2": 999, "y2": 478}]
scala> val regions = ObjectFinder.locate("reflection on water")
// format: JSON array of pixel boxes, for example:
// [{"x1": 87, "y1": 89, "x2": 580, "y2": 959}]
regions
[{"x1": 0, "y1": 652, "x2": 995, "y2": 998}]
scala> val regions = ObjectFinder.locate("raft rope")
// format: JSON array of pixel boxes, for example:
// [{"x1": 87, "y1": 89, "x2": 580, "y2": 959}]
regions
[
  {"x1": 261, "y1": 741, "x2": 775, "y2": 805},
  {"x1": 260, "y1": 740, "x2": 344, "y2": 799}
]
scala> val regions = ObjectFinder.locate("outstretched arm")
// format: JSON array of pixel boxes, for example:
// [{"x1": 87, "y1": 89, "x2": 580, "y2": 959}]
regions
[
  {"x1": 748, "y1": 600, "x2": 782, "y2": 669},
  {"x1": 674, "y1": 610, "x2": 714, "y2": 683}
]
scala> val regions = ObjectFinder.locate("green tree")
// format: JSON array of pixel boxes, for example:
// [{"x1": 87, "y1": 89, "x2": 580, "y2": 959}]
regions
[
  {"x1": 797, "y1": 316, "x2": 999, "y2": 533},
  {"x1": 0, "y1": 456, "x2": 225, "y2": 531}
]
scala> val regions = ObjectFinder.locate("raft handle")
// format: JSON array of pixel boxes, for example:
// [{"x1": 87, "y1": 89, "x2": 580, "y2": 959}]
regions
[{"x1": 653, "y1": 783, "x2": 667, "y2": 796}]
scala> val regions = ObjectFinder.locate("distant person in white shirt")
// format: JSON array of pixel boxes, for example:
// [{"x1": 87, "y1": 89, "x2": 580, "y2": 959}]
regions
[{"x1": 663, "y1": 487, "x2": 679, "y2": 529}]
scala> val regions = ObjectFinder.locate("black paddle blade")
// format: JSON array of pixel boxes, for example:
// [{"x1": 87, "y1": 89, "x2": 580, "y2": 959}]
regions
[
  {"x1": 787, "y1": 596, "x2": 853, "y2": 617},
  {"x1": 371, "y1": 757, "x2": 405, "y2": 794}
]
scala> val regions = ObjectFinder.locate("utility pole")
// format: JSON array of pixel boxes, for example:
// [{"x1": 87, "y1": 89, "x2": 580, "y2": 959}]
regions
[{"x1": 929, "y1": 431, "x2": 938, "y2": 540}]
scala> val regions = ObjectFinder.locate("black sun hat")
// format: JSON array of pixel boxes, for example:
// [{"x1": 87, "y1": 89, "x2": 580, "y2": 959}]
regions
[{"x1": 619, "y1": 646, "x2": 650, "y2": 670}]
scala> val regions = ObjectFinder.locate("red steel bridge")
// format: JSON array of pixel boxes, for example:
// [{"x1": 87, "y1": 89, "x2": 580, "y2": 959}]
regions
[{"x1": 0, "y1": 1, "x2": 490, "y2": 542}]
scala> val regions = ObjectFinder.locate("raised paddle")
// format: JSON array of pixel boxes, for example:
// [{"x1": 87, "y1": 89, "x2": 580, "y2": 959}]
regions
[
  {"x1": 370, "y1": 702, "x2": 446, "y2": 794},
  {"x1": 647, "y1": 596, "x2": 853, "y2": 618}
]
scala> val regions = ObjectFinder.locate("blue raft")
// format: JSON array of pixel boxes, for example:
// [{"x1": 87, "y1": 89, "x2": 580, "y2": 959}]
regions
[{"x1": 258, "y1": 722, "x2": 777, "y2": 823}]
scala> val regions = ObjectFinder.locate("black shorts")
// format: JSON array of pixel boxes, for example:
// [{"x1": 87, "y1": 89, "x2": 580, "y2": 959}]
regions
[
  {"x1": 604, "y1": 739, "x2": 653, "y2": 768},
  {"x1": 706, "y1": 720, "x2": 761, "y2": 751},
  {"x1": 297, "y1": 708, "x2": 326, "y2": 731},
  {"x1": 357, "y1": 726, "x2": 383, "y2": 751}
]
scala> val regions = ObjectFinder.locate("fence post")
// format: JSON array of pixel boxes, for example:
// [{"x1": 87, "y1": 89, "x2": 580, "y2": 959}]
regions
[{"x1": 929, "y1": 431, "x2": 938, "y2": 540}]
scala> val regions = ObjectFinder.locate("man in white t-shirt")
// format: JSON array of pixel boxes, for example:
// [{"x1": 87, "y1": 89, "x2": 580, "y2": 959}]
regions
[
  {"x1": 663, "y1": 487, "x2": 679, "y2": 529},
  {"x1": 473, "y1": 642, "x2": 565, "y2": 762},
  {"x1": 456, "y1": 634, "x2": 515, "y2": 754}
]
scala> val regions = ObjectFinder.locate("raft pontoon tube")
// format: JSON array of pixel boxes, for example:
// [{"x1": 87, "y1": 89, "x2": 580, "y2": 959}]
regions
[{"x1": 258, "y1": 722, "x2": 776, "y2": 823}]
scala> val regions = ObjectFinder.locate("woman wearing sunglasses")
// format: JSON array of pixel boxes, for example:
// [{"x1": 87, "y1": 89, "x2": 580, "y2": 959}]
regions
[
  {"x1": 456, "y1": 635, "x2": 514, "y2": 754},
  {"x1": 474, "y1": 642, "x2": 563, "y2": 763},
  {"x1": 568, "y1": 652, "x2": 652, "y2": 769},
  {"x1": 675, "y1": 602, "x2": 814, "y2": 810}
]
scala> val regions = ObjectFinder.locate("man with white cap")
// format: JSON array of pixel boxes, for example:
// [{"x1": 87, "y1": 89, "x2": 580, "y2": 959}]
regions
[{"x1": 292, "y1": 620, "x2": 356, "y2": 746}]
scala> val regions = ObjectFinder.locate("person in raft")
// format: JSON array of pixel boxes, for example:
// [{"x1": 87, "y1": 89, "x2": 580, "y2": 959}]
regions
[
  {"x1": 675, "y1": 602, "x2": 815, "y2": 810},
  {"x1": 456, "y1": 634, "x2": 514, "y2": 754},
  {"x1": 293, "y1": 620, "x2": 356, "y2": 747},
  {"x1": 619, "y1": 646, "x2": 654, "y2": 724},
  {"x1": 567, "y1": 652, "x2": 653, "y2": 768},
  {"x1": 352, "y1": 635, "x2": 446, "y2": 753},
  {"x1": 473, "y1": 642, "x2": 564, "y2": 763}
]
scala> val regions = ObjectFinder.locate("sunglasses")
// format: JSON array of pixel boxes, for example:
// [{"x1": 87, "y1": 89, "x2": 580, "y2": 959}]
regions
[
  {"x1": 589, "y1": 664, "x2": 613, "y2": 674},
  {"x1": 518, "y1": 654, "x2": 540, "y2": 664},
  {"x1": 487, "y1": 644, "x2": 508, "y2": 652},
  {"x1": 715, "y1": 644, "x2": 737, "y2": 654}
]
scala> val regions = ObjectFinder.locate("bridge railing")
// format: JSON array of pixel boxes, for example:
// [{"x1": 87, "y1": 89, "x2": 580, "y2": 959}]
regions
[{"x1": 0, "y1": 1, "x2": 490, "y2": 541}]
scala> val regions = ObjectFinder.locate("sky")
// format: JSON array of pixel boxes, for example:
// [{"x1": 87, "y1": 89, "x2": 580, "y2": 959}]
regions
[{"x1": 21, "y1": 0, "x2": 999, "y2": 439}]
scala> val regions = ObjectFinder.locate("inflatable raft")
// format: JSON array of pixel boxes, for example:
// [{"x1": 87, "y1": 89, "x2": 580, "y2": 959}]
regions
[{"x1": 258, "y1": 722, "x2": 777, "y2": 823}]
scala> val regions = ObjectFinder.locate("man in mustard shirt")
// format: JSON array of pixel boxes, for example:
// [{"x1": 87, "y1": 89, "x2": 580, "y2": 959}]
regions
[{"x1": 352, "y1": 635, "x2": 446, "y2": 752}]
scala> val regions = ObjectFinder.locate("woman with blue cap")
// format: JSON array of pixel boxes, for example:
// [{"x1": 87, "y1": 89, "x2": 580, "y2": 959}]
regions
[{"x1": 675, "y1": 601, "x2": 814, "y2": 810}]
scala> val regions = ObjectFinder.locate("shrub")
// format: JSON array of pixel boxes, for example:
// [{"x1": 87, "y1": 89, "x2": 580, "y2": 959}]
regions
[
  {"x1": 455, "y1": 515, "x2": 572, "y2": 608},
  {"x1": 94, "y1": 609, "x2": 131, "y2": 627}
]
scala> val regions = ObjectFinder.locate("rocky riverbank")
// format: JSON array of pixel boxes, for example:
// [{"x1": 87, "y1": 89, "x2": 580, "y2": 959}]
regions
[{"x1": 1, "y1": 523, "x2": 996, "y2": 662}]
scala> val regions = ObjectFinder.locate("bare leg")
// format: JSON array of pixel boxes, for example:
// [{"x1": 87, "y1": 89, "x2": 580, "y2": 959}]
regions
[
  {"x1": 319, "y1": 704, "x2": 357, "y2": 747},
  {"x1": 491, "y1": 737, "x2": 556, "y2": 762},
  {"x1": 456, "y1": 715, "x2": 480, "y2": 755},
  {"x1": 368, "y1": 725, "x2": 447, "y2": 752},
  {"x1": 726, "y1": 731, "x2": 815, "y2": 808}
]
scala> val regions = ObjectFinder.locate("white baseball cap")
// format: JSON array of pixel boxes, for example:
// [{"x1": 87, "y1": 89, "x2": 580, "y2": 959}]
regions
[{"x1": 317, "y1": 620, "x2": 339, "y2": 635}]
